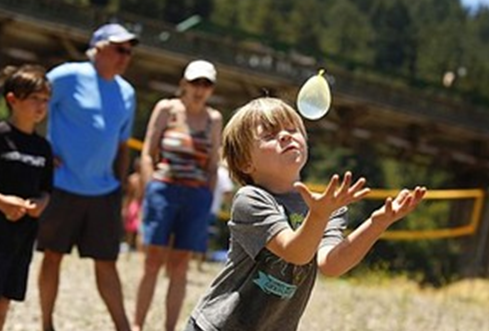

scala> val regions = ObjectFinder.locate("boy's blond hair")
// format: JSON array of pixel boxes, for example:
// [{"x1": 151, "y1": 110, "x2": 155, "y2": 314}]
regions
[{"x1": 222, "y1": 97, "x2": 307, "y2": 186}]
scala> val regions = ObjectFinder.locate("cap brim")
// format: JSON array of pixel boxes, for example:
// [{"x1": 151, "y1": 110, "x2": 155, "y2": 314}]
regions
[
  {"x1": 185, "y1": 75, "x2": 215, "y2": 83},
  {"x1": 108, "y1": 34, "x2": 139, "y2": 45}
]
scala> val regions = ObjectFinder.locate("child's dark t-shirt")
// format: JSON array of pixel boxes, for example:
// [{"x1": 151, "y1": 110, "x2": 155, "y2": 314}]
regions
[{"x1": 0, "y1": 120, "x2": 53, "y2": 300}]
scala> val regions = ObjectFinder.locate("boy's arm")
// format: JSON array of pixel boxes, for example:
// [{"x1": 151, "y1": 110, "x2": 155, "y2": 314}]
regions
[
  {"x1": 317, "y1": 186, "x2": 426, "y2": 277},
  {"x1": 266, "y1": 172, "x2": 369, "y2": 265},
  {"x1": 267, "y1": 209, "x2": 334, "y2": 265}
]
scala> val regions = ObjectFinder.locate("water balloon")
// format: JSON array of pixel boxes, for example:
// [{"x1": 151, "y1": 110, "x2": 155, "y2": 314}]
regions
[{"x1": 296, "y1": 69, "x2": 331, "y2": 120}]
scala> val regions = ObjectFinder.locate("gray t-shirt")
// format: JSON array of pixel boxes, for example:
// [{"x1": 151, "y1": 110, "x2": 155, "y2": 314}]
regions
[{"x1": 190, "y1": 185, "x2": 348, "y2": 331}]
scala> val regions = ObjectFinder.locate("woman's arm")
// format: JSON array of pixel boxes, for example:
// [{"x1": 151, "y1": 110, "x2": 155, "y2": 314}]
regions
[
  {"x1": 206, "y1": 108, "x2": 223, "y2": 192},
  {"x1": 140, "y1": 99, "x2": 171, "y2": 187}
]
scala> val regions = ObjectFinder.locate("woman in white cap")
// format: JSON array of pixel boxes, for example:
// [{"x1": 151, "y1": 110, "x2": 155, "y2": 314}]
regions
[{"x1": 133, "y1": 60, "x2": 222, "y2": 331}]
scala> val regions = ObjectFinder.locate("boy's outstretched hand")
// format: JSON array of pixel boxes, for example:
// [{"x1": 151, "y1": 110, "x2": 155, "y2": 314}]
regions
[
  {"x1": 294, "y1": 171, "x2": 371, "y2": 220},
  {"x1": 371, "y1": 186, "x2": 427, "y2": 226}
]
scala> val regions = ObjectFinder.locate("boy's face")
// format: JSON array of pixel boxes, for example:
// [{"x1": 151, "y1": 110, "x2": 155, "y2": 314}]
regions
[
  {"x1": 8, "y1": 91, "x2": 50, "y2": 124},
  {"x1": 245, "y1": 123, "x2": 307, "y2": 186}
]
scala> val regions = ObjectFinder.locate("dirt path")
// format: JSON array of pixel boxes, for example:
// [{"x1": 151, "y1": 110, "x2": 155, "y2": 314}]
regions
[{"x1": 5, "y1": 252, "x2": 489, "y2": 331}]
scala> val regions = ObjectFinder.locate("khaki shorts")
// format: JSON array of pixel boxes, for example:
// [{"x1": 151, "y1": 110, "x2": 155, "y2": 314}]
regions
[{"x1": 37, "y1": 188, "x2": 122, "y2": 260}]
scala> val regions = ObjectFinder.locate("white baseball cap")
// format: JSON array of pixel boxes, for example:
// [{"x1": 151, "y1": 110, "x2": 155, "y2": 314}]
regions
[
  {"x1": 89, "y1": 23, "x2": 139, "y2": 48},
  {"x1": 183, "y1": 60, "x2": 217, "y2": 83}
]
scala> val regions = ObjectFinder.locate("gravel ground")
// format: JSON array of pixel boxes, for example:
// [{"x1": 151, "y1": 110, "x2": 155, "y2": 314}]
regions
[{"x1": 5, "y1": 251, "x2": 489, "y2": 331}]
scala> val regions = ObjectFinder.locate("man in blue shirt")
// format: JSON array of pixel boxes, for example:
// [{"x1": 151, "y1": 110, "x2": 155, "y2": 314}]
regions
[{"x1": 37, "y1": 23, "x2": 138, "y2": 331}]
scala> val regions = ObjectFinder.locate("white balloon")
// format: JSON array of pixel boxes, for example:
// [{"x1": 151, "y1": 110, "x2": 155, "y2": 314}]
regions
[{"x1": 296, "y1": 70, "x2": 331, "y2": 120}]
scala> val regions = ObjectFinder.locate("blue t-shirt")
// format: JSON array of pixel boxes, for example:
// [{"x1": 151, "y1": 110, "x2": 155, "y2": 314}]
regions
[{"x1": 47, "y1": 61, "x2": 136, "y2": 195}]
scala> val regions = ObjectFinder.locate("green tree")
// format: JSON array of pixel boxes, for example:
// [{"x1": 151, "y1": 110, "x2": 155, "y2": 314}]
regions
[
  {"x1": 410, "y1": 0, "x2": 468, "y2": 84},
  {"x1": 463, "y1": 7, "x2": 489, "y2": 97},
  {"x1": 319, "y1": 0, "x2": 374, "y2": 65},
  {"x1": 370, "y1": 0, "x2": 417, "y2": 76},
  {"x1": 0, "y1": 99, "x2": 7, "y2": 120}
]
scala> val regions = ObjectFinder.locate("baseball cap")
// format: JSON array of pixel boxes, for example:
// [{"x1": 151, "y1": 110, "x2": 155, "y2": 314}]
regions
[
  {"x1": 89, "y1": 23, "x2": 139, "y2": 48},
  {"x1": 183, "y1": 60, "x2": 217, "y2": 83}
]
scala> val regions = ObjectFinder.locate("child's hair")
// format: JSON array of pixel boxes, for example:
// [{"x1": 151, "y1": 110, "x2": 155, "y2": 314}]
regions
[
  {"x1": 1, "y1": 64, "x2": 51, "y2": 110},
  {"x1": 222, "y1": 97, "x2": 307, "y2": 186}
]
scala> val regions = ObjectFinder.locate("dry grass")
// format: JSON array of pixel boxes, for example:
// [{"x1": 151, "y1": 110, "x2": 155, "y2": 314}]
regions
[{"x1": 5, "y1": 252, "x2": 489, "y2": 331}]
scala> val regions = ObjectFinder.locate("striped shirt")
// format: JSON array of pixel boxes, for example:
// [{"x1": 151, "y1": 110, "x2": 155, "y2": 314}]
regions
[{"x1": 153, "y1": 109, "x2": 212, "y2": 187}]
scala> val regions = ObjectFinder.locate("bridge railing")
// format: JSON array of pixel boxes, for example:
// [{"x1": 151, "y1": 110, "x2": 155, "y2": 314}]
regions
[{"x1": 1, "y1": 0, "x2": 489, "y2": 134}]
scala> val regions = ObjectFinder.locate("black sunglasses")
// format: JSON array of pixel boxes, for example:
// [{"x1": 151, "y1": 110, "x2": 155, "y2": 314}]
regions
[
  {"x1": 113, "y1": 45, "x2": 133, "y2": 56},
  {"x1": 188, "y1": 79, "x2": 214, "y2": 88}
]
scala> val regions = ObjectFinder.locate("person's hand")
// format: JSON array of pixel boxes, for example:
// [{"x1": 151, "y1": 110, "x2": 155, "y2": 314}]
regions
[
  {"x1": 371, "y1": 186, "x2": 427, "y2": 226},
  {"x1": 294, "y1": 171, "x2": 371, "y2": 220},
  {"x1": 25, "y1": 197, "x2": 48, "y2": 218},
  {"x1": 0, "y1": 195, "x2": 35, "y2": 222}
]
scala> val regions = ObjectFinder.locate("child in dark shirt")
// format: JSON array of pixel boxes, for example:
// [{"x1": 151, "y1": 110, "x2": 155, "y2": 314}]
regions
[{"x1": 0, "y1": 65, "x2": 53, "y2": 330}]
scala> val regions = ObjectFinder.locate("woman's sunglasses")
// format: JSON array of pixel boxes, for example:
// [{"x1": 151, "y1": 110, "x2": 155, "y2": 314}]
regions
[{"x1": 188, "y1": 79, "x2": 214, "y2": 88}]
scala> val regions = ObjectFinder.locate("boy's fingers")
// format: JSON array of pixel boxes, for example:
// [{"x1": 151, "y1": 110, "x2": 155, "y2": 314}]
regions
[
  {"x1": 25, "y1": 199, "x2": 37, "y2": 208},
  {"x1": 349, "y1": 177, "x2": 367, "y2": 194},
  {"x1": 414, "y1": 187, "x2": 427, "y2": 200},
  {"x1": 353, "y1": 187, "x2": 371, "y2": 200},
  {"x1": 395, "y1": 189, "x2": 411, "y2": 204},
  {"x1": 24, "y1": 201, "x2": 36, "y2": 209},
  {"x1": 399, "y1": 195, "x2": 414, "y2": 212},
  {"x1": 400, "y1": 187, "x2": 426, "y2": 210},
  {"x1": 294, "y1": 182, "x2": 313, "y2": 204},
  {"x1": 336, "y1": 172, "x2": 352, "y2": 195},
  {"x1": 324, "y1": 174, "x2": 340, "y2": 196},
  {"x1": 384, "y1": 197, "x2": 393, "y2": 214}
]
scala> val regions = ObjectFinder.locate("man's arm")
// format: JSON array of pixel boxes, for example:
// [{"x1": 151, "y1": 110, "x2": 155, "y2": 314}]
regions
[{"x1": 114, "y1": 142, "x2": 130, "y2": 191}]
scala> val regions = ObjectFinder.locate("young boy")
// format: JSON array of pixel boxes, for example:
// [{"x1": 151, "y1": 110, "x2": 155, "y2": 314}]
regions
[
  {"x1": 185, "y1": 97, "x2": 426, "y2": 331},
  {"x1": 0, "y1": 65, "x2": 53, "y2": 330}
]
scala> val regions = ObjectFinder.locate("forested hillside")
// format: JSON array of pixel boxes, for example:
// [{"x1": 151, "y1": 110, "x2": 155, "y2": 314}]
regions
[{"x1": 109, "y1": 0, "x2": 489, "y2": 105}]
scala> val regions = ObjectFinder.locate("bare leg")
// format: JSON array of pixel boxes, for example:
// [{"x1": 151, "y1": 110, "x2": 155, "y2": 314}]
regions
[
  {"x1": 0, "y1": 297, "x2": 10, "y2": 331},
  {"x1": 133, "y1": 245, "x2": 168, "y2": 330},
  {"x1": 195, "y1": 252, "x2": 205, "y2": 272},
  {"x1": 38, "y1": 250, "x2": 63, "y2": 331},
  {"x1": 165, "y1": 249, "x2": 191, "y2": 331},
  {"x1": 94, "y1": 259, "x2": 131, "y2": 331}
]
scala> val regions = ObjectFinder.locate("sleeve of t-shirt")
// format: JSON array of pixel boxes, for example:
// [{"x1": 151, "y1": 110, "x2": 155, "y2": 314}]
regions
[
  {"x1": 229, "y1": 186, "x2": 290, "y2": 260},
  {"x1": 319, "y1": 206, "x2": 348, "y2": 248},
  {"x1": 46, "y1": 63, "x2": 72, "y2": 109}
]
